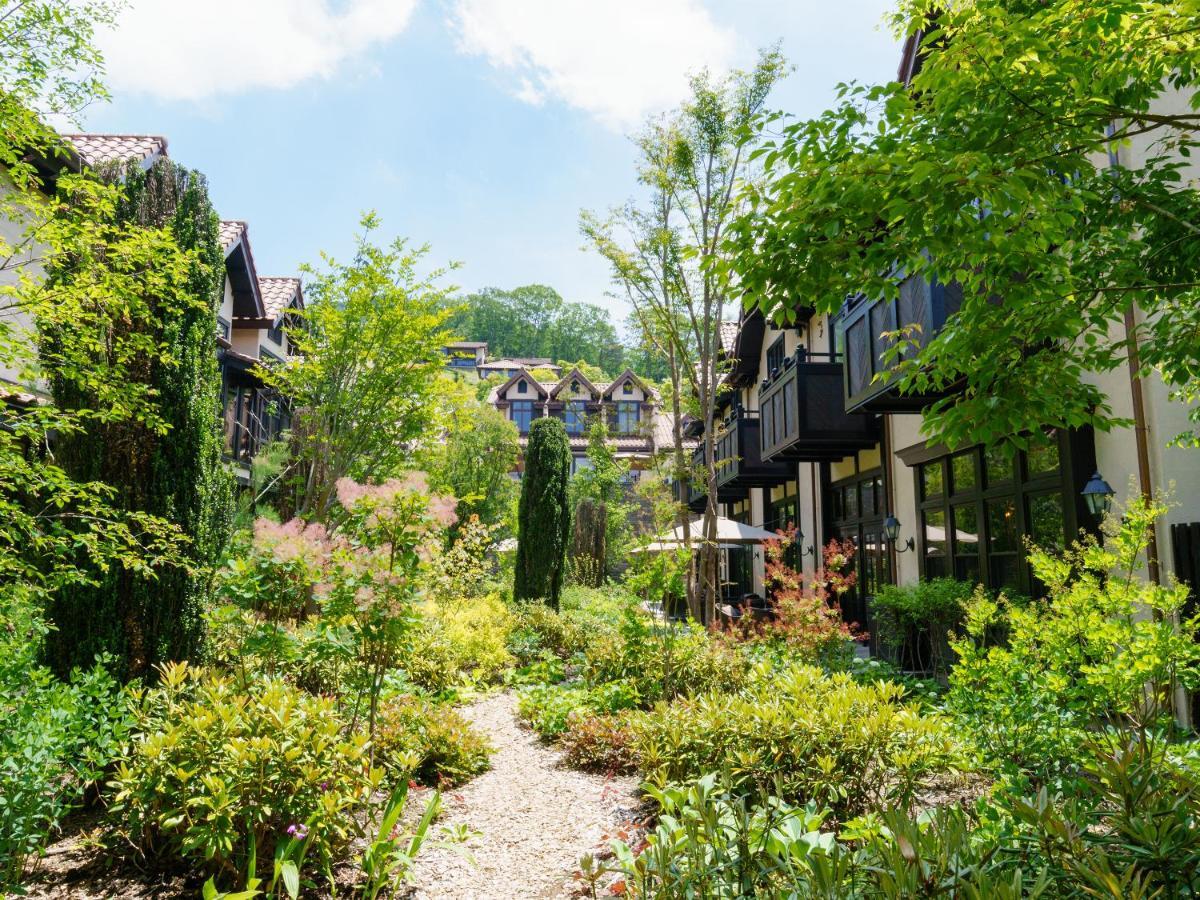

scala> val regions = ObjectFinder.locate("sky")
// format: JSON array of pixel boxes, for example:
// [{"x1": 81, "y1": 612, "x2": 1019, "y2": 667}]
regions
[{"x1": 81, "y1": 0, "x2": 901, "y2": 323}]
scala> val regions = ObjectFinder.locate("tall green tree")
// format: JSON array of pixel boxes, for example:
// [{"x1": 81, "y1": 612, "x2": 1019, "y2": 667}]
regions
[
  {"x1": 425, "y1": 379, "x2": 520, "y2": 536},
  {"x1": 260, "y1": 213, "x2": 456, "y2": 522},
  {"x1": 582, "y1": 48, "x2": 788, "y2": 621},
  {"x1": 729, "y1": 0, "x2": 1200, "y2": 450},
  {"x1": 514, "y1": 416, "x2": 571, "y2": 610},
  {"x1": 43, "y1": 159, "x2": 234, "y2": 679}
]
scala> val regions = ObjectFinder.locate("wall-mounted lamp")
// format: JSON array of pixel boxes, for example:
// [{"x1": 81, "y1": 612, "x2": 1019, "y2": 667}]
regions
[
  {"x1": 883, "y1": 514, "x2": 915, "y2": 553},
  {"x1": 1081, "y1": 471, "x2": 1115, "y2": 518}
]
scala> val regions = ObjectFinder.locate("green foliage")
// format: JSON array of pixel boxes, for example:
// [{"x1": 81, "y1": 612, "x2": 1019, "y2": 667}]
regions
[
  {"x1": 358, "y1": 783, "x2": 442, "y2": 900},
  {"x1": 425, "y1": 393, "x2": 519, "y2": 535},
  {"x1": 261, "y1": 213, "x2": 456, "y2": 521},
  {"x1": 445, "y1": 284, "x2": 625, "y2": 376},
  {"x1": 405, "y1": 593, "x2": 514, "y2": 692},
  {"x1": 513, "y1": 416, "x2": 571, "y2": 609},
  {"x1": 582, "y1": 616, "x2": 746, "y2": 707},
  {"x1": 43, "y1": 157, "x2": 234, "y2": 680},
  {"x1": 508, "y1": 602, "x2": 592, "y2": 664},
  {"x1": 372, "y1": 696, "x2": 492, "y2": 788},
  {"x1": 729, "y1": 0, "x2": 1200, "y2": 447},
  {"x1": 517, "y1": 681, "x2": 640, "y2": 741},
  {"x1": 606, "y1": 775, "x2": 832, "y2": 899},
  {"x1": 870, "y1": 578, "x2": 972, "y2": 677},
  {"x1": 947, "y1": 495, "x2": 1200, "y2": 781},
  {"x1": 0, "y1": 655, "x2": 131, "y2": 888},
  {"x1": 630, "y1": 664, "x2": 957, "y2": 821},
  {"x1": 110, "y1": 663, "x2": 376, "y2": 881}
]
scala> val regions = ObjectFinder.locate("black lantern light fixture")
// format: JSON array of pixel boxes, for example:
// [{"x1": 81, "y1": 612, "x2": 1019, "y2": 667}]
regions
[
  {"x1": 1081, "y1": 471, "x2": 1115, "y2": 518},
  {"x1": 883, "y1": 514, "x2": 915, "y2": 553}
]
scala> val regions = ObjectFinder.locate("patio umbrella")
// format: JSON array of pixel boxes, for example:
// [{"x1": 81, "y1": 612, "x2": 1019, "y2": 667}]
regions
[
  {"x1": 646, "y1": 516, "x2": 781, "y2": 547},
  {"x1": 630, "y1": 541, "x2": 740, "y2": 554}
]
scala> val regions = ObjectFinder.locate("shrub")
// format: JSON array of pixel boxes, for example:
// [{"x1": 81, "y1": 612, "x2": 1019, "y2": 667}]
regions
[
  {"x1": 947, "y1": 497, "x2": 1200, "y2": 782},
  {"x1": 508, "y1": 602, "x2": 591, "y2": 663},
  {"x1": 869, "y1": 578, "x2": 971, "y2": 676},
  {"x1": 109, "y1": 663, "x2": 375, "y2": 879},
  {"x1": 517, "y1": 681, "x2": 640, "y2": 741},
  {"x1": 583, "y1": 616, "x2": 745, "y2": 705},
  {"x1": 0, "y1": 659, "x2": 131, "y2": 888},
  {"x1": 630, "y1": 664, "x2": 957, "y2": 820},
  {"x1": 405, "y1": 593, "x2": 513, "y2": 691},
  {"x1": 719, "y1": 535, "x2": 864, "y2": 668},
  {"x1": 372, "y1": 696, "x2": 492, "y2": 788},
  {"x1": 559, "y1": 712, "x2": 639, "y2": 774}
]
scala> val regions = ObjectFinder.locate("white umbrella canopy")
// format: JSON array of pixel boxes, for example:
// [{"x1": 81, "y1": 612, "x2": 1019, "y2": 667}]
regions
[
  {"x1": 655, "y1": 516, "x2": 780, "y2": 546},
  {"x1": 630, "y1": 541, "x2": 740, "y2": 554}
]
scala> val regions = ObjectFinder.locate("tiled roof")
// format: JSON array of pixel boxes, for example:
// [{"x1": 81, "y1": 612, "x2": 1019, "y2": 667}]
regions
[
  {"x1": 258, "y1": 277, "x2": 301, "y2": 320},
  {"x1": 63, "y1": 134, "x2": 167, "y2": 167},
  {"x1": 219, "y1": 220, "x2": 246, "y2": 251},
  {"x1": 719, "y1": 321, "x2": 739, "y2": 355},
  {"x1": 447, "y1": 341, "x2": 487, "y2": 349}
]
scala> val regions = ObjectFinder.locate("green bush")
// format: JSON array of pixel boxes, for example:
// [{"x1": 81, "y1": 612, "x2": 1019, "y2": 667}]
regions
[
  {"x1": 405, "y1": 594, "x2": 513, "y2": 692},
  {"x1": 0, "y1": 659, "x2": 131, "y2": 887},
  {"x1": 582, "y1": 616, "x2": 745, "y2": 705},
  {"x1": 947, "y1": 498, "x2": 1200, "y2": 782},
  {"x1": 869, "y1": 578, "x2": 971, "y2": 677},
  {"x1": 372, "y1": 696, "x2": 492, "y2": 788},
  {"x1": 629, "y1": 664, "x2": 957, "y2": 820},
  {"x1": 508, "y1": 602, "x2": 591, "y2": 663},
  {"x1": 109, "y1": 663, "x2": 375, "y2": 879},
  {"x1": 517, "y1": 681, "x2": 640, "y2": 740}
]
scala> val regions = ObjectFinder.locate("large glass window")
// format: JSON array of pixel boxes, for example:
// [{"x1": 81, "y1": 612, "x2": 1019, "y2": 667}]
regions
[
  {"x1": 511, "y1": 400, "x2": 535, "y2": 432},
  {"x1": 915, "y1": 433, "x2": 1076, "y2": 595},
  {"x1": 616, "y1": 401, "x2": 640, "y2": 434},
  {"x1": 564, "y1": 401, "x2": 586, "y2": 434}
]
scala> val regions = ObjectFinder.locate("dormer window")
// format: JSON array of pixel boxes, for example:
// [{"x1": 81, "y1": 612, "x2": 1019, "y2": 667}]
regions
[
  {"x1": 570, "y1": 380, "x2": 579, "y2": 393},
  {"x1": 623, "y1": 382, "x2": 633, "y2": 395},
  {"x1": 517, "y1": 380, "x2": 527, "y2": 394}
]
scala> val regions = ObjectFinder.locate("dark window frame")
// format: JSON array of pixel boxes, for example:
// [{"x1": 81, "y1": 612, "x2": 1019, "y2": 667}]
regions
[
  {"x1": 766, "y1": 335, "x2": 786, "y2": 376},
  {"x1": 914, "y1": 431, "x2": 1080, "y2": 596},
  {"x1": 511, "y1": 399, "x2": 535, "y2": 432}
]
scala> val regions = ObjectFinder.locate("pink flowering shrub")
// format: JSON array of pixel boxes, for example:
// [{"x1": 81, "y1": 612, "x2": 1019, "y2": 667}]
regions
[{"x1": 214, "y1": 473, "x2": 458, "y2": 734}]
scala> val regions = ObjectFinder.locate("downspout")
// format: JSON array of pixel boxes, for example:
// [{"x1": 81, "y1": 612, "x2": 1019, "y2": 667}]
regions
[
  {"x1": 1123, "y1": 306, "x2": 1162, "y2": 586},
  {"x1": 1107, "y1": 124, "x2": 1161, "y2": 586}
]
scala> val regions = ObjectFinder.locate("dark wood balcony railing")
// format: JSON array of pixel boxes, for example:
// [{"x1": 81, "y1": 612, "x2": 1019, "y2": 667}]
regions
[
  {"x1": 758, "y1": 350, "x2": 879, "y2": 461},
  {"x1": 838, "y1": 273, "x2": 964, "y2": 413},
  {"x1": 712, "y1": 408, "x2": 792, "y2": 496}
]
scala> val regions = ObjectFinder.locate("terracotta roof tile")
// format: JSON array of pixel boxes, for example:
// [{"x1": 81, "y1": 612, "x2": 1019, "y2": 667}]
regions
[
  {"x1": 63, "y1": 134, "x2": 167, "y2": 167},
  {"x1": 719, "y1": 321, "x2": 739, "y2": 355},
  {"x1": 219, "y1": 220, "x2": 246, "y2": 251},
  {"x1": 257, "y1": 277, "x2": 301, "y2": 320}
]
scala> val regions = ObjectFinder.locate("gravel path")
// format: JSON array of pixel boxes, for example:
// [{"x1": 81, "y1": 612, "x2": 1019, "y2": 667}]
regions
[{"x1": 409, "y1": 691, "x2": 642, "y2": 900}]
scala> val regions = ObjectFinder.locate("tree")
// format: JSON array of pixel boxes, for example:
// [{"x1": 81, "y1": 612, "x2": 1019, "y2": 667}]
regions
[
  {"x1": 43, "y1": 158, "x2": 234, "y2": 679},
  {"x1": 582, "y1": 48, "x2": 788, "y2": 621},
  {"x1": 514, "y1": 416, "x2": 571, "y2": 609},
  {"x1": 425, "y1": 381, "x2": 520, "y2": 536},
  {"x1": 570, "y1": 418, "x2": 633, "y2": 577},
  {"x1": 1, "y1": 1, "x2": 203, "y2": 673},
  {"x1": 260, "y1": 213, "x2": 456, "y2": 522},
  {"x1": 728, "y1": 0, "x2": 1200, "y2": 451},
  {"x1": 445, "y1": 284, "x2": 626, "y2": 376}
]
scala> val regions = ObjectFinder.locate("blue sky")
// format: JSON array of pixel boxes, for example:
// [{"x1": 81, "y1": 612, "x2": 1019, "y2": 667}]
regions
[{"x1": 83, "y1": 0, "x2": 899, "y2": 323}]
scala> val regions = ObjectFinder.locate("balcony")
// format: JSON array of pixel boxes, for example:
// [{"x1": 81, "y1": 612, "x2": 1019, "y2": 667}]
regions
[
  {"x1": 758, "y1": 350, "x2": 879, "y2": 462},
  {"x1": 838, "y1": 273, "x2": 964, "y2": 413},
  {"x1": 711, "y1": 408, "x2": 792, "y2": 496}
]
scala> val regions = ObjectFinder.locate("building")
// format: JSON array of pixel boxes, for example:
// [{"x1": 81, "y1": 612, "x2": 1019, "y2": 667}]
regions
[
  {"x1": 478, "y1": 357, "x2": 561, "y2": 380},
  {"x1": 488, "y1": 366, "x2": 678, "y2": 477},
  {"x1": 443, "y1": 340, "x2": 488, "y2": 373},
  {"x1": 685, "y1": 41, "x2": 1200, "y2": 646}
]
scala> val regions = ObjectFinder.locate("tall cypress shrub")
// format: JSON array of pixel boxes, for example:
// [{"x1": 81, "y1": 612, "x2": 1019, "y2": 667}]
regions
[
  {"x1": 514, "y1": 416, "x2": 570, "y2": 610},
  {"x1": 44, "y1": 159, "x2": 233, "y2": 679}
]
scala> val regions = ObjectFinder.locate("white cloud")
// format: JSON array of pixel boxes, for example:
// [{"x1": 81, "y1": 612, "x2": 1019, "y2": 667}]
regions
[
  {"x1": 450, "y1": 0, "x2": 737, "y2": 130},
  {"x1": 98, "y1": 0, "x2": 418, "y2": 101}
]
